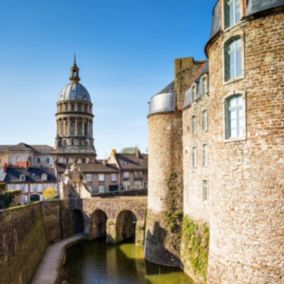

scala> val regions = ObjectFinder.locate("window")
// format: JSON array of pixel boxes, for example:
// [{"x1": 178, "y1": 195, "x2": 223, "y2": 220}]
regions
[
  {"x1": 201, "y1": 76, "x2": 208, "y2": 96},
  {"x1": 98, "y1": 185, "x2": 105, "y2": 193},
  {"x1": 192, "y1": 116, "x2": 196, "y2": 134},
  {"x1": 134, "y1": 171, "x2": 143, "y2": 179},
  {"x1": 46, "y1": 158, "x2": 50, "y2": 164},
  {"x1": 98, "y1": 174, "x2": 105, "y2": 182},
  {"x1": 192, "y1": 85, "x2": 197, "y2": 101},
  {"x1": 37, "y1": 158, "x2": 40, "y2": 163},
  {"x1": 111, "y1": 173, "x2": 117, "y2": 182},
  {"x1": 86, "y1": 174, "x2": 92, "y2": 182},
  {"x1": 122, "y1": 181, "x2": 131, "y2": 190},
  {"x1": 202, "y1": 144, "x2": 208, "y2": 167},
  {"x1": 224, "y1": 0, "x2": 241, "y2": 29},
  {"x1": 78, "y1": 103, "x2": 82, "y2": 112},
  {"x1": 224, "y1": 37, "x2": 243, "y2": 81},
  {"x1": 225, "y1": 95, "x2": 245, "y2": 139},
  {"x1": 20, "y1": 174, "x2": 26, "y2": 182},
  {"x1": 202, "y1": 110, "x2": 208, "y2": 131},
  {"x1": 123, "y1": 171, "x2": 130, "y2": 179},
  {"x1": 134, "y1": 181, "x2": 143, "y2": 189},
  {"x1": 202, "y1": 180, "x2": 208, "y2": 202},
  {"x1": 192, "y1": 147, "x2": 197, "y2": 168},
  {"x1": 41, "y1": 173, "x2": 47, "y2": 181}
]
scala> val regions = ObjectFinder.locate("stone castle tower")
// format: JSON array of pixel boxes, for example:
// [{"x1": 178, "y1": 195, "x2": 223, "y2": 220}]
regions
[
  {"x1": 54, "y1": 57, "x2": 96, "y2": 164},
  {"x1": 146, "y1": 1, "x2": 284, "y2": 283},
  {"x1": 145, "y1": 58, "x2": 204, "y2": 266}
]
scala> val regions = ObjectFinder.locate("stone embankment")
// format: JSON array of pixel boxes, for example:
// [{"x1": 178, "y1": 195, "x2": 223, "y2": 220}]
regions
[
  {"x1": 31, "y1": 234, "x2": 84, "y2": 284},
  {"x1": 0, "y1": 201, "x2": 61, "y2": 284}
]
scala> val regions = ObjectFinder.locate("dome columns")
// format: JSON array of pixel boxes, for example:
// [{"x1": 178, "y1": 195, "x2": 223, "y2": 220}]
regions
[{"x1": 55, "y1": 59, "x2": 96, "y2": 163}]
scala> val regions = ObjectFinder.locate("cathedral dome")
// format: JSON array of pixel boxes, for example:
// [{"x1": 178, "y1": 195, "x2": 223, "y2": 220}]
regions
[
  {"x1": 58, "y1": 56, "x2": 92, "y2": 103},
  {"x1": 58, "y1": 82, "x2": 91, "y2": 102}
]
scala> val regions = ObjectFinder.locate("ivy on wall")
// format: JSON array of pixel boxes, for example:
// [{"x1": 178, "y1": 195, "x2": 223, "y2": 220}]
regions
[{"x1": 183, "y1": 215, "x2": 209, "y2": 282}]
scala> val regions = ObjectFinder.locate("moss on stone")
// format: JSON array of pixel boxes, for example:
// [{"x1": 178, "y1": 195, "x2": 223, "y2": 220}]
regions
[{"x1": 182, "y1": 216, "x2": 209, "y2": 282}]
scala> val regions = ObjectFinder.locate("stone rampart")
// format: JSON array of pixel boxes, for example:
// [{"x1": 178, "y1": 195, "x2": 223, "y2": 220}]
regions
[{"x1": 0, "y1": 201, "x2": 61, "y2": 284}]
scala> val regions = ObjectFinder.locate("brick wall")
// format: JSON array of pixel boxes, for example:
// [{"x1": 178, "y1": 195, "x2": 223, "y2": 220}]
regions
[{"x1": 206, "y1": 11, "x2": 284, "y2": 283}]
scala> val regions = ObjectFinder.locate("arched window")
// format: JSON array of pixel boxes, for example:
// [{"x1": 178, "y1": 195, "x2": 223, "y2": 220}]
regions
[
  {"x1": 202, "y1": 180, "x2": 208, "y2": 202},
  {"x1": 224, "y1": 37, "x2": 243, "y2": 81},
  {"x1": 192, "y1": 115, "x2": 196, "y2": 134},
  {"x1": 201, "y1": 76, "x2": 208, "y2": 96},
  {"x1": 202, "y1": 144, "x2": 208, "y2": 167},
  {"x1": 224, "y1": 0, "x2": 241, "y2": 29},
  {"x1": 202, "y1": 109, "x2": 208, "y2": 131},
  {"x1": 225, "y1": 94, "x2": 245, "y2": 139},
  {"x1": 192, "y1": 147, "x2": 197, "y2": 168},
  {"x1": 192, "y1": 84, "x2": 197, "y2": 101}
]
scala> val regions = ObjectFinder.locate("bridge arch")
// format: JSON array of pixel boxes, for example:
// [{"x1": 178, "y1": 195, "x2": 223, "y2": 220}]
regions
[
  {"x1": 73, "y1": 209, "x2": 84, "y2": 234},
  {"x1": 116, "y1": 210, "x2": 137, "y2": 243},
  {"x1": 90, "y1": 209, "x2": 108, "y2": 239}
]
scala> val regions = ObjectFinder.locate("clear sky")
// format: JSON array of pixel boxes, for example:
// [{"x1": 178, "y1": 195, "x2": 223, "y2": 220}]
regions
[{"x1": 0, "y1": 0, "x2": 216, "y2": 158}]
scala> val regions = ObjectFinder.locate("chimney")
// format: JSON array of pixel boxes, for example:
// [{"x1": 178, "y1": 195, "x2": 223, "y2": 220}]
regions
[
  {"x1": 111, "y1": 149, "x2": 117, "y2": 157},
  {"x1": 103, "y1": 160, "x2": 107, "y2": 166}
]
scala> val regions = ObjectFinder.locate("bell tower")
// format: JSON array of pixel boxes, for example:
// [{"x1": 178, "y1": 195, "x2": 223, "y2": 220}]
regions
[{"x1": 54, "y1": 58, "x2": 96, "y2": 164}]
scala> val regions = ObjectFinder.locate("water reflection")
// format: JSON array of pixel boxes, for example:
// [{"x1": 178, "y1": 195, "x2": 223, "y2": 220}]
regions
[{"x1": 61, "y1": 239, "x2": 193, "y2": 284}]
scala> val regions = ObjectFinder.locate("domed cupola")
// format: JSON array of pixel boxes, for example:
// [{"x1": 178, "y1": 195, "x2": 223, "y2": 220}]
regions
[
  {"x1": 58, "y1": 57, "x2": 91, "y2": 102},
  {"x1": 54, "y1": 57, "x2": 96, "y2": 165}
]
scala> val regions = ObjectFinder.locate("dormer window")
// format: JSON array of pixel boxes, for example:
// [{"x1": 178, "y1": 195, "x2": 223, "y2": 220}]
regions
[
  {"x1": 41, "y1": 173, "x2": 48, "y2": 181},
  {"x1": 224, "y1": 0, "x2": 241, "y2": 29},
  {"x1": 19, "y1": 174, "x2": 26, "y2": 182}
]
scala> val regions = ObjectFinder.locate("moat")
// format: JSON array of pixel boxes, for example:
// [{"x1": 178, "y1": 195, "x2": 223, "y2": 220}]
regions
[{"x1": 61, "y1": 239, "x2": 193, "y2": 284}]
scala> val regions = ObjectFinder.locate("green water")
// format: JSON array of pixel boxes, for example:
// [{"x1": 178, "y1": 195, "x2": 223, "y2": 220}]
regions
[{"x1": 61, "y1": 239, "x2": 194, "y2": 284}]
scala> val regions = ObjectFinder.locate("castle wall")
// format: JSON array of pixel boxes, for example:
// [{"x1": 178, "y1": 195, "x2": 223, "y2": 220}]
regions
[
  {"x1": 0, "y1": 201, "x2": 61, "y2": 284},
  {"x1": 206, "y1": 11, "x2": 284, "y2": 283},
  {"x1": 182, "y1": 94, "x2": 210, "y2": 223},
  {"x1": 181, "y1": 93, "x2": 211, "y2": 283},
  {"x1": 145, "y1": 113, "x2": 183, "y2": 266}
]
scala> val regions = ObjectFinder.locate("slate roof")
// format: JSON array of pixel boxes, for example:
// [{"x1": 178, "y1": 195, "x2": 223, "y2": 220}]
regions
[
  {"x1": 4, "y1": 167, "x2": 57, "y2": 183},
  {"x1": 183, "y1": 61, "x2": 209, "y2": 109},
  {"x1": 116, "y1": 153, "x2": 148, "y2": 170},
  {"x1": 0, "y1": 143, "x2": 54, "y2": 154},
  {"x1": 55, "y1": 152, "x2": 148, "y2": 174},
  {"x1": 157, "y1": 81, "x2": 175, "y2": 95},
  {"x1": 0, "y1": 168, "x2": 6, "y2": 182}
]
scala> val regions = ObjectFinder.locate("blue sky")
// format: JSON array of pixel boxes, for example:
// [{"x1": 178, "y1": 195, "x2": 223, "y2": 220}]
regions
[{"x1": 0, "y1": 0, "x2": 216, "y2": 158}]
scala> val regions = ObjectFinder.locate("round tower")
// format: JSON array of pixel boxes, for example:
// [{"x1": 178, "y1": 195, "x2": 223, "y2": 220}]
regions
[
  {"x1": 205, "y1": 1, "x2": 284, "y2": 282},
  {"x1": 54, "y1": 57, "x2": 96, "y2": 164},
  {"x1": 145, "y1": 58, "x2": 204, "y2": 266}
]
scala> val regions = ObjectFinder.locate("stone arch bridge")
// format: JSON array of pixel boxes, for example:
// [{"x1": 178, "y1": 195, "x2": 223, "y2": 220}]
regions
[{"x1": 62, "y1": 196, "x2": 147, "y2": 245}]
